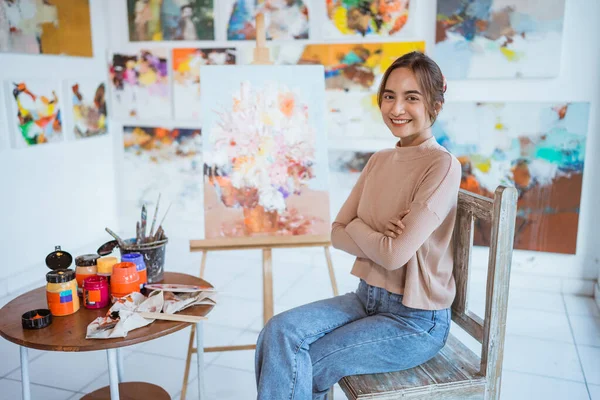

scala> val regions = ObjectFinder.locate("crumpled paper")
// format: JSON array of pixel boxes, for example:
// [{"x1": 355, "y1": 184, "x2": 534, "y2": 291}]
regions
[{"x1": 86, "y1": 290, "x2": 217, "y2": 339}]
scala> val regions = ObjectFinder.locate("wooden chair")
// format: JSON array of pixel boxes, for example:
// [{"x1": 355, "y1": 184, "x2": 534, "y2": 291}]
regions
[{"x1": 338, "y1": 186, "x2": 518, "y2": 400}]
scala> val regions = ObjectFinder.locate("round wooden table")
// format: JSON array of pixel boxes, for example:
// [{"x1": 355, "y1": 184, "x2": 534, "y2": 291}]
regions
[{"x1": 0, "y1": 272, "x2": 215, "y2": 400}]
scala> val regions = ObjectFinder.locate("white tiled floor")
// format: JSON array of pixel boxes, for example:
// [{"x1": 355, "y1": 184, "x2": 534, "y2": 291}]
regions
[{"x1": 0, "y1": 236, "x2": 599, "y2": 400}]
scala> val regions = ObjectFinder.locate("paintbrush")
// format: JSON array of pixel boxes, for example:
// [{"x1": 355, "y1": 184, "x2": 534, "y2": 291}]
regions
[
  {"x1": 136, "y1": 222, "x2": 142, "y2": 244},
  {"x1": 148, "y1": 193, "x2": 161, "y2": 239},
  {"x1": 153, "y1": 202, "x2": 172, "y2": 241},
  {"x1": 140, "y1": 204, "x2": 147, "y2": 243},
  {"x1": 105, "y1": 227, "x2": 127, "y2": 248}
]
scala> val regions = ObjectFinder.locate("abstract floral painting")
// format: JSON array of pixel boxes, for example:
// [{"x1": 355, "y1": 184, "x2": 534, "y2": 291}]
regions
[
  {"x1": 270, "y1": 41, "x2": 424, "y2": 141},
  {"x1": 225, "y1": 0, "x2": 309, "y2": 40},
  {"x1": 121, "y1": 125, "x2": 204, "y2": 238},
  {"x1": 435, "y1": 0, "x2": 566, "y2": 79},
  {"x1": 127, "y1": 0, "x2": 214, "y2": 41},
  {"x1": 324, "y1": 0, "x2": 410, "y2": 38},
  {"x1": 0, "y1": 0, "x2": 93, "y2": 57},
  {"x1": 172, "y1": 47, "x2": 236, "y2": 121},
  {"x1": 200, "y1": 65, "x2": 330, "y2": 239},
  {"x1": 109, "y1": 49, "x2": 171, "y2": 119},
  {"x1": 68, "y1": 80, "x2": 107, "y2": 139},
  {"x1": 433, "y1": 102, "x2": 590, "y2": 254},
  {"x1": 8, "y1": 80, "x2": 63, "y2": 147}
]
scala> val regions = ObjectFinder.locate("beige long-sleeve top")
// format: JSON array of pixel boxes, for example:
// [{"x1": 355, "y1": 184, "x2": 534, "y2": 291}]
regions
[{"x1": 331, "y1": 136, "x2": 461, "y2": 310}]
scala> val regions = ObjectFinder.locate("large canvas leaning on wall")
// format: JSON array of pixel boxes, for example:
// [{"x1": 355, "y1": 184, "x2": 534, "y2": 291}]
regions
[
  {"x1": 67, "y1": 80, "x2": 107, "y2": 139},
  {"x1": 434, "y1": 102, "x2": 590, "y2": 254},
  {"x1": 324, "y1": 0, "x2": 410, "y2": 38},
  {"x1": 0, "y1": 0, "x2": 93, "y2": 57},
  {"x1": 7, "y1": 80, "x2": 63, "y2": 148},
  {"x1": 121, "y1": 125, "x2": 203, "y2": 238},
  {"x1": 127, "y1": 0, "x2": 214, "y2": 41},
  {"x1": 172, "y1": 47, "x2": 236, "y2": 121},
  {"x1": 109, "y1": 49, "x2": 171, "y2": 119},
  {"x1": 200, "y1": 65, "x2": 330, "y2": 240},
  {"x1": 435, "y1": 0, "x2": 566, "y2": 79}
]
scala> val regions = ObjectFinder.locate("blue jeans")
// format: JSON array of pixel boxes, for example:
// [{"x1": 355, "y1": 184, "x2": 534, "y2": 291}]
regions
[{"x1": 255, "y1": 280, "x2": 451, "y2": 400}]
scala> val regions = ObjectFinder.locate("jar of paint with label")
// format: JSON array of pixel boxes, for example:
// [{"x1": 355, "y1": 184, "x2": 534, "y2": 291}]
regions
[
  {"x1": 82, "y1": 276, "x2": 110, "y2": 309},
  {"x1": 121, "y1": 252, "x2": 147, "y2": 290},
  {"x1": 110, "y1": 262, "x2": 140, "y2": 301},
  {"x1": 97, "y1": 256, "x2": 118, "y2": 286},
  {"x1": 75, "y1": 254, "x2": 99, "y2": 296},
  {"x1": 45, "y1": 246, "x2": 80, "y2": 316}
]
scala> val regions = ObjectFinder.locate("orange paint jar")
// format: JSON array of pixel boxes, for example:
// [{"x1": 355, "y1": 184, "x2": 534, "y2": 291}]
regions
[
  {"x1": 75, "y1": 254, "x2": 99, "y2": 296},
  {"x1": 110, "y1": 262, "x2": 140, "y2": 300},
  {"x1": 46, "y1": 269, "x2": 80, "y2": 316}
]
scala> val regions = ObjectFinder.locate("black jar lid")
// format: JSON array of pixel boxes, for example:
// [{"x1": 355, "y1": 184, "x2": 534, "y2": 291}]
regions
[
  {"x1": 46, "y1": 269, "x2": 76, "y2": 284},
  {"x1": 75, "y1": 254, "x2": 99, "y2": 267},
  {"x1": 22, "y1": 309, "x2": 52, "y2": 329},
  {"x1": 45, "y1": 246, "x2": 73, "y2": 271}
]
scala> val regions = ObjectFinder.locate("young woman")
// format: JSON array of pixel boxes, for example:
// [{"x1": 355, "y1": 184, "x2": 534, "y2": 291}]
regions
[{"x1": 255, "y1": 51, "x2": 461, "y2": 400}]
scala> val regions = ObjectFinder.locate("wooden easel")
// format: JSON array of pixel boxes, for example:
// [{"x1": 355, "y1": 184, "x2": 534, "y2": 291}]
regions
[{"x1": 179, "y1": 14, "x2": 339, "y2": 400}]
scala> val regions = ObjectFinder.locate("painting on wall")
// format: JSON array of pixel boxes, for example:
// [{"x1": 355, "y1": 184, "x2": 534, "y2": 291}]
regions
[
  {"x1": 0, "y1": 0, "x2": 93, "y2": 57},
  {"x1": 172, "y1": 47, "x2": 236, "y2": 121},
  {"x1": 225, "y1": 0, "x2": 309, "y2": 40},
  {"x1": 127, "y1": 0, "x2": 214, "y2": 41},
  {"x1": 270, "y1": 41, "x2": 424, "y2": 141},
  {"x1": 328, "y1": 150, "x2": 375, "y2": 212},
  {"x1": 433, "y1": 102, "x2": 590, "y2": 254},
  {"x1": 200, "y1": 65, "x2": 330, "y2": 240},
  {"x1": 7, "y1": 80, "x2": 63, "y2": 147},
  {"x1": 324, "y1": 0, "x2": 410, "y2": 38},
  {"x1": 435, "y1": 0, "x2": 566, "y2": 79},
  {"x1": 67, "y1": 80, "x2": 107, "y2": 139},
  {"x1": 108, "y1": 49, "x2": 171, "y2": 119},
  {"x1": 121, "y1": 125, "x2": 204, "y2": 237}
]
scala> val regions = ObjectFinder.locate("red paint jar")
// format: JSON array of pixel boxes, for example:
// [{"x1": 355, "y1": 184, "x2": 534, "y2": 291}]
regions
[{"x1": 82, "y1": 276, "x2": 110, "y2": 309}]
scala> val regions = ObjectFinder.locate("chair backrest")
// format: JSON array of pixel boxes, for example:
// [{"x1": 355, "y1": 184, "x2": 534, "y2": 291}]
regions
[{"x1": 451, "y1": 186, "x2": 518, "y2": 399}]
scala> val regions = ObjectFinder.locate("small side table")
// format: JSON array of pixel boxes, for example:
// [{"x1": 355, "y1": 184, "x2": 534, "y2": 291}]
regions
[{"x1": 0, "y1": 272, "x2": 215, "y2": 400}]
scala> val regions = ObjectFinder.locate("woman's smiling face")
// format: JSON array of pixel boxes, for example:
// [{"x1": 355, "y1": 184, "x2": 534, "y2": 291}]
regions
[{"x1": 380, "y1": 67, "x2": 438, "y2": 146}]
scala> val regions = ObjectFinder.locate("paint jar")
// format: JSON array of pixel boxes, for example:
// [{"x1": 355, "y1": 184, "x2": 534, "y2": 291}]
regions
[
  {"x1": 97, "y1": 256, "x2": 118, "y2": 285},
  {"x1": 110, "y1": 262, "x2": 140, "y2": 300},
  {"x1": 46, "y1": 269, "x2": 80, "y2": 316},
  {"x1": 75, "y1": 254, "x2": 99, "y2": 296},
  {"x1": 82, "y1": 276, "x2": 110, "y2": 309},
  {"x1": 121, "y1": 253, "x2": 147, "y2": 290}
]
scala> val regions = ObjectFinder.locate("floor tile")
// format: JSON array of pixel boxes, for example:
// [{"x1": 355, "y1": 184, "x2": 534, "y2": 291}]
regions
[
  {"x1": 589, "y1": 384, "x2": 600, "y2": 400},
  {"x1": 174, "y1": 365, "x2": 257, "y2": 400},
  {"x1": 502, "y1": 335, "x2": 585, "y2": 382},
  {"x1": 210, "y1": 331, "x2": 257, "y2": 373},
  {"x1": 569, "y1": 316, "x2": 600, "y2": 347},
  {"x1": 0, "y1": 378, "x2": 79, "y2": 400},
  {"x1": 79, "y1": 351, "x2": 196, "y2": 397},
  {"x1": 505, "y1": 308, "x2": 573, "y2": 343},
  {"x1": 508, "y1": 289, "x2": 566, "y2": 314},
  {"x1": 500, "y1": 370, "x2": 590, "y2": 400},
  {"x1": 0, "y1": 339, "x2": 44, "y2": 378},
  {"x1": 578, "y1": 345, "x2": 600, "y2": 385},
  {"x1": 564, "y1": 295, "x2": 600, "y2": 317},
  {"x1": 203, "y1": 295, "x2": 262, "y2": 330},
  {"x1": 6, "y1": 350, "x2": 109, "y2": 392}
]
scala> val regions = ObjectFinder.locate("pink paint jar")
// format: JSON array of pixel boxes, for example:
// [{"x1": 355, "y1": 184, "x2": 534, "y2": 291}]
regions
[{"x1": 82, "y1": 276, "x2": 110, "y2": 309}]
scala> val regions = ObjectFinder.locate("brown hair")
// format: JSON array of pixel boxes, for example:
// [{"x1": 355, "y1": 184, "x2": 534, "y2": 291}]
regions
[{"x1": 377, "y1": 51, "x2": 445, "y2": 125}]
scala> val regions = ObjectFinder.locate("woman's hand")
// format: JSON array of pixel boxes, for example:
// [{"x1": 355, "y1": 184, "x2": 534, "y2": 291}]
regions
[{"x1": 384, "y1": 209, "x2": 410, "y2": 238}]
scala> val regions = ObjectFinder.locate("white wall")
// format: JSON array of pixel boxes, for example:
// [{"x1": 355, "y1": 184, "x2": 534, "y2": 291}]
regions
[
  {"x1": 0, "y1": 0, "x2": 119, "y2": 297},
  {"x1": 0, "y1": 0, "x2": 598, "y2": 298}
]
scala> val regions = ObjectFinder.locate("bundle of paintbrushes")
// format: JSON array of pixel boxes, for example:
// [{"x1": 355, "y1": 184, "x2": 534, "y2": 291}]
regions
[{"x1": 135, "y1": 194, "x2": 171, "y2": 245}]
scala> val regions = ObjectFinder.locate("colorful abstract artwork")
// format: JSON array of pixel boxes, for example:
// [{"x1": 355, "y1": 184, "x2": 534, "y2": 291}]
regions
[
  {"x1": 109, "y1": 49, "x2": 171, "y2": 119},
  {"x1": 435, "y1": 0, "x2": 566, "y2": 79},
  {"x1": 328, "y1": 150, "x2": 375, "y2": 212},
  {"x1": 225, "y1": 0, "x2": 309, "y2": 40},
  {"x1": 0, "y1": 0, "x2": 93, "y2": 57},
  {"x1": 121, "y1": 125, "x2": 203, "y2": 237},
  {"x1": 271, "y1": 41, "x2": 424, "y2": 140},
  {"x1": 8, "y1": 80, "x2": 63, "y2": 147},
  {"x1": 200, "y1": 65, "x2": 330, "y2": 239},
  {"x1": 172, "y1": 47, "x2": 236, "y2": 121},
  {"x1": 127, "y1": 0, "x2": 214, "y2": 41},
  {"x1": 433, "y1": 102, "x2": 590, "y2": 254},
  {"x1": 324, "y1": 0, "x2": 410, "y2": 38},
  {"x1": 68, "y1": 80, "x2": 107, "y2": 139}
]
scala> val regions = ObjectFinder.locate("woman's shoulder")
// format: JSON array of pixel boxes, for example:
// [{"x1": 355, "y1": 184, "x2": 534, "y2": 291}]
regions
[{"x1": 426, "y1": 147, "x2": 462, "y2": 181}]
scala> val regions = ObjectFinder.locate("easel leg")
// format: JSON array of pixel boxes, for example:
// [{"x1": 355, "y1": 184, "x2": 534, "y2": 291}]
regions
[
  {"x1": 182, "y1": 250, "x2": 208, "y2": 399},
  {"x1": 263, "y1": 248, "x2": 274, "y2": 325},
  {"x1": 324, "y1": 246, "x2": 339, "y2": 296}
]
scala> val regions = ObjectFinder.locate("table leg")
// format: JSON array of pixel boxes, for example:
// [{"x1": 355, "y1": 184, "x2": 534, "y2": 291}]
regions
[
  {"x1": 196, "y1": 321, "x2": 205, "y2": 399},
  {"x1": 106, "y1": 349, "x2": 121, "y2": 400},
  {"x1": 116, "y1": 348, "x2": 124, "y2": 382},
  {"x1": 20, "y1": 346, "x2": 31, "y2": 400}
]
